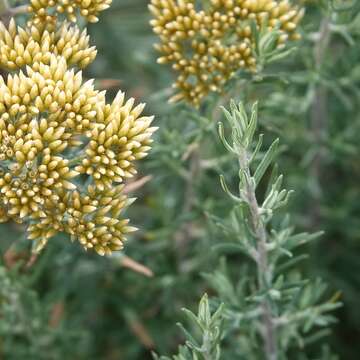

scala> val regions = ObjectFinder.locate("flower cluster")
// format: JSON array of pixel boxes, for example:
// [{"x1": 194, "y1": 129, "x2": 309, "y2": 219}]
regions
[
  {"x1": 149, "y1": 0, "x2": 303, "y2": 106},
  {"x1": 0, "y1": 1, "x2": 156, "y2": 255},
  {"x1": 0, "y1": 19, "x2": 97, "y2": 71},
  {"x1": 29, "y1": 0, "x2": 112, "y2": 23}
]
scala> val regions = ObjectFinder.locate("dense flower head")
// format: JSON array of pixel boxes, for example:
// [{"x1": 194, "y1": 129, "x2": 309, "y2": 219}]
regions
[
  {"x1": 0, "y1": 1, "x2": 156, "y2": 255},
  {"x1": 0, "y1": 56, "x2": 100, "y2": 140},
  {"x1": 76, "y1": 93, "x2": 155, "y2": 190},
  {"x1": 28, "y1": 0, "x2": 113, "y2": 23},
  {"x1": 0, "y1": 19, "x2": 97, "y2": 71},
  {"x1": 149, "y1": 0, "x2": 303, "y2": 106},
  {"x1": 27, "y1": 184, "x2": 137, "y2": 255}
]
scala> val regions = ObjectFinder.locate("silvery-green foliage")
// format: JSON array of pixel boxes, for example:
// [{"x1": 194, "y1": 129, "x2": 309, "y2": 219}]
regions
[
  {"x1": 153, "y1": 294, "x2": 224, "y2": 360},
  {"x1": 156, "y1": 101, "x2": 340, "y2": 359},
  {"x1": 0, "y1": 264, "x2": 86, "y2": 360},
  {"x1": 206, "y1": 102, "x2": 340, "y2": 358}
]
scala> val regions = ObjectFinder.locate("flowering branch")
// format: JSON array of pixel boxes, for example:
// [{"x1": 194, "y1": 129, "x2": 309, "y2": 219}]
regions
[
  {"x1": 0, "y1": 0, "x2": 156, "y2": 255},
  {"x1": 149, "y1": 0, "x2": 303, "y2": 106}
]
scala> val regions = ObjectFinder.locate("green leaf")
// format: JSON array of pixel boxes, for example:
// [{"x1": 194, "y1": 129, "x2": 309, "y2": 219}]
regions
[
  {"x1": 198, "y1": 293, "x2": 211, "y2": 326},
  {"x1": 212, "y1": 243, "x2": 252, "y2": 258},
  {"x1": 219, "y1": 175, "x2": 242, "y2": 202},
  {"x1": 254, "y1": 138, "x2": 279, "y2": 185},
  {"x1": 245, "y1": 102, "x2": 258, "y2": 146},
  {"x1": 275, "y1": 255, "x2": 309, "y2": 275},
  {"x1": 217, "y1": 122, "x2": 235, "y2": 153},
  {"x1": 250, "y1": 134, "x2": 264, "y2": 163},
  {"x1": 176, "y1": 321, "x2": 200, "y2": 346}
]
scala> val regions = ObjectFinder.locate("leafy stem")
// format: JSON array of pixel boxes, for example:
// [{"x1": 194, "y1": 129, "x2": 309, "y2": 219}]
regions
[
  {"x1": 218, "y1": 101, "x2": 290, "y2": 359},
  {"x1": 233, "y1": 116, "x2": 278, "y2": 360}
]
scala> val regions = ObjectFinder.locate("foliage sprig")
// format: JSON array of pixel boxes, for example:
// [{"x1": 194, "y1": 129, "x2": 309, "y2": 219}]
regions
[
  {"x1": 154, "y1": 294, "x2": 225, "y2": 360},
  {"x1": 208, "y1": 101, "x2": 340, "y2": 358}
]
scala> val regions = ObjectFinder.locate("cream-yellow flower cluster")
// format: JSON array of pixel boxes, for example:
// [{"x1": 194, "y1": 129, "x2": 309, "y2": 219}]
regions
[
  {"x1": 0, "y1": 1, "x2": 156, "y2": 255},
  {"x1": 150, "y1": 0, "x2": 303, "y2": 106},
  {"x1": 29, "y1": 0, "x2": 112, "y2": 23},
  {"x1": 0, "y1": 20, "x2": 96, "y2": 70}
]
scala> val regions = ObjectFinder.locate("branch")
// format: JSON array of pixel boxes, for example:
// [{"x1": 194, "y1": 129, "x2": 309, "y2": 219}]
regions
[
  {"x1": 237, "y1": 153, "x2": 278, "y2": 360},
  {"x1": 7, "y1": 5, "x2": 28, "y2": 16},
  {"x1": 174, "y1": 144, "x2": 201, "y2": 258},
  {"x1": 0, "y1": 1, "x2": 27, "y2": 22},
  {"x1": 124, "y1": 310, "x2": 155, "y2": 349},
  {"x1": 49, "y1": 302, "x2": 65, "y2": 328},
  {"x1": 120, "y1": 255, "x2": 154, "y2": 277},
  {"x1": 310, "y1": 18, "x2": 331, "y2": 226},
  {"x1": 123, "y1": 175, "x2": 153, "y2": 194}
]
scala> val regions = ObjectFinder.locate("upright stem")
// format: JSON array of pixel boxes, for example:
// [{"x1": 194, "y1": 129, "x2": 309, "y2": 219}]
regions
[
  {"x1": 175, "y1": 146, "x2": 201, "y2": 259},
  {"x1": 310, "y1": 17, "x2": 331, "y2": 226},
  {"x1": 238, "y1": 153, "x2": 277, "y2": 360},
  {"x1": 175, "y1": 101, "x2": 220, "y2": 260}
]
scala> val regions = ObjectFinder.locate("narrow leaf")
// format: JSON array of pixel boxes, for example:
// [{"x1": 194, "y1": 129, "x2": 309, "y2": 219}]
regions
[{"x1": 254, "y1": 138, "x2": 279, "y2": 185}]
